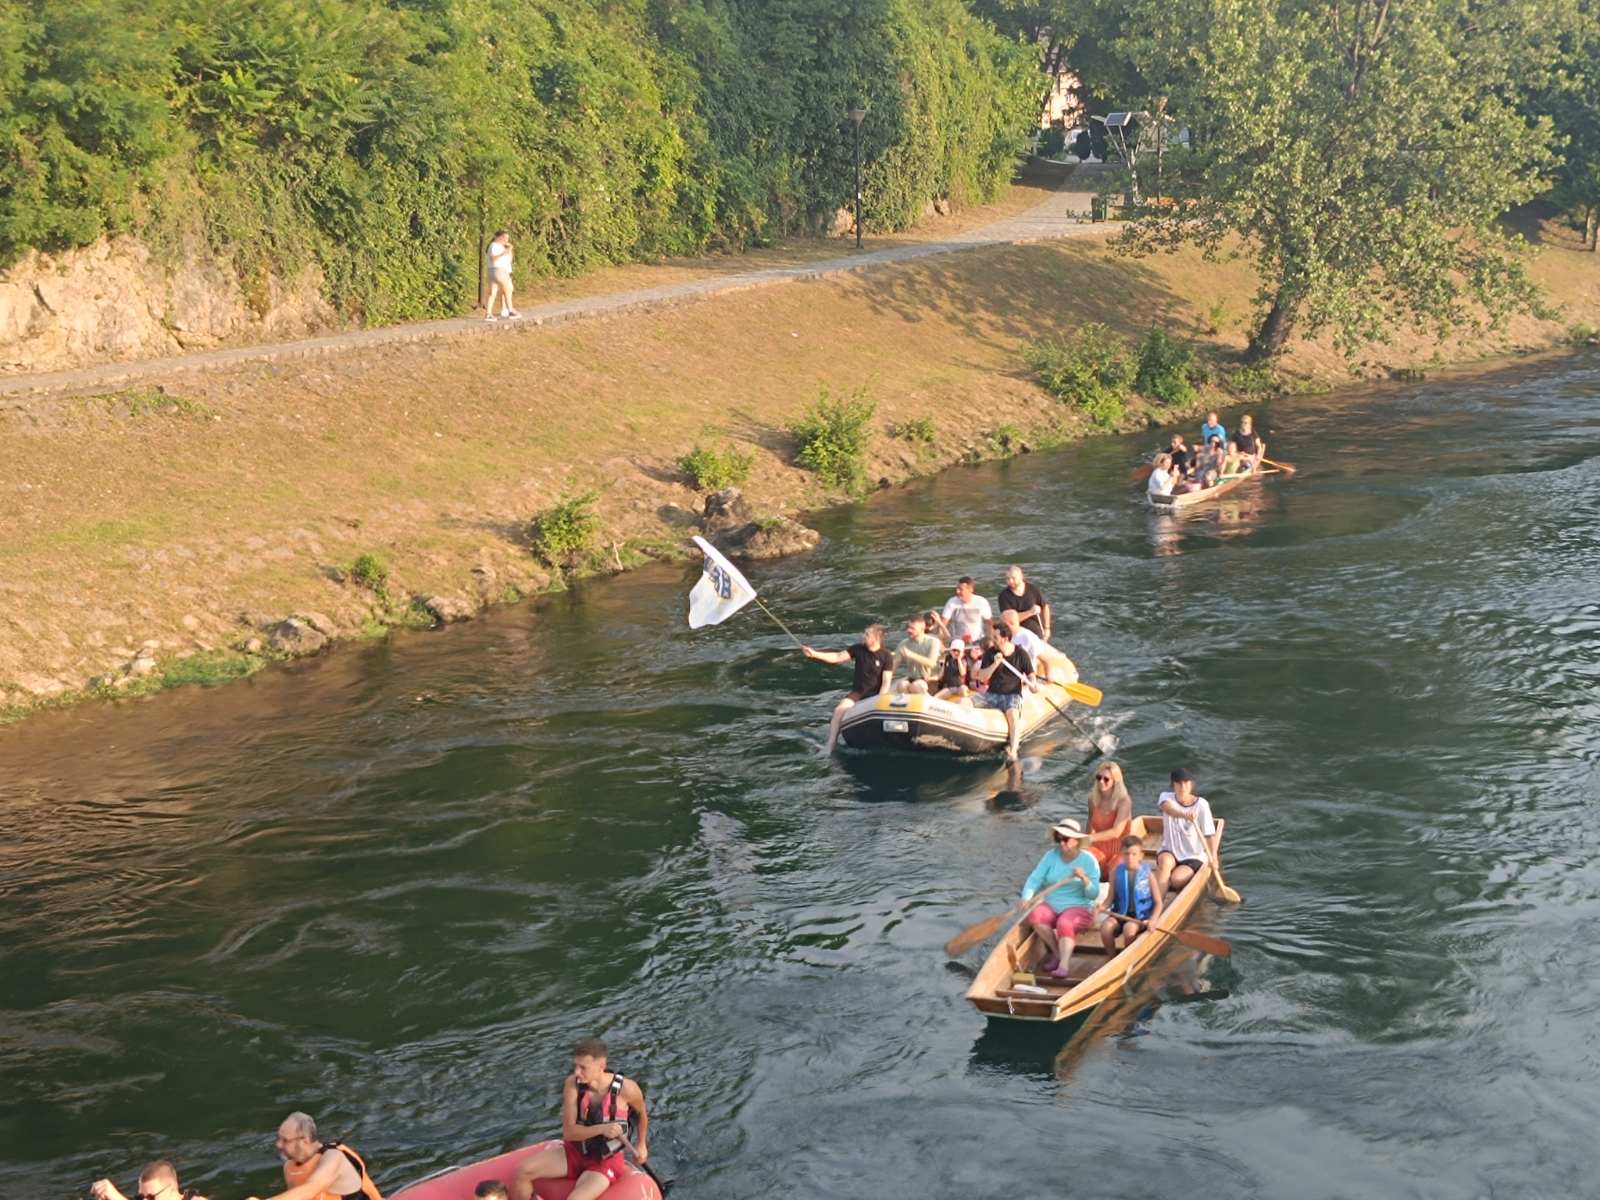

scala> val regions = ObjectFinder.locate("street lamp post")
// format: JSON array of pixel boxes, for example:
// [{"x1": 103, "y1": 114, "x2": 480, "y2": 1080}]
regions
[{"x1": 847, "y1": 103, "x2": 866, "y2": 250}]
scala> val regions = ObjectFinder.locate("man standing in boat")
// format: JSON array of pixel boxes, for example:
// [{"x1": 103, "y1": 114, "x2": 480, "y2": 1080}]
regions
[
  {"x1": 934, "y1": 577, "x2": 992, "y2": 646},
  {"x1": 511, "y1": 1038, "x2": 650, "y2": 1200},
  {"x1": 800, "y1": 624, "x2": 893, "y2": 753},
  {"x1": 996, "y1": 565, "x2": 1050, "y2": 640}
]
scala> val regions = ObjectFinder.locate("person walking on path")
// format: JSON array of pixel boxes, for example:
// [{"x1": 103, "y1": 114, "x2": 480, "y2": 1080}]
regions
[{"x1": 485, "y1": 231, "x2": 521, "y2": 321}]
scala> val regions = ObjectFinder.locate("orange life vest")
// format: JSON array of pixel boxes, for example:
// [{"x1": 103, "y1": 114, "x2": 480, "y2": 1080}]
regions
[{"x1": 282, "y1": 1140, "x2": 383, "y2": 1200}]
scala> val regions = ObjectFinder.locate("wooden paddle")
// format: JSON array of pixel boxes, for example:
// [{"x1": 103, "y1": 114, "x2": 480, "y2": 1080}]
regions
[
  {"x1": 945, "y1": 873, "x2": 1077, "y2": 958},
  {"x1": 619, "y1": 1132, "x2": 672, "y2": 1197},
  {"x1": 1201, "y1": 841, "x2": 1242, "y2": 904},
  {"x1": 1129, "y1": 462, "x2": 1155, "y2": 483},
  {"x1": 1260, "y1": 456, "x2": 1296, "y2": 475},
  {"x1": 1104, "y1": 912, "x2": 1231, "y2": 957}
]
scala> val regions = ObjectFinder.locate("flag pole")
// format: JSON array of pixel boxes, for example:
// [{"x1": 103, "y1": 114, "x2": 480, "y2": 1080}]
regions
[{"x1": 754, "y1": 597, "x2": 805, "y2": 648}]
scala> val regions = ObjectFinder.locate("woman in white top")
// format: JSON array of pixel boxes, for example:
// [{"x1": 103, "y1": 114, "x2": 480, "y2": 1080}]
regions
[
  {"x1": 1155, "y1": 767, "x2": 1219, "y2": 901},
  {"x1": 485, "y1": 230, "x2": 520, "y2": 320},
  {"x1": 1146, "y1": 453, "x2": 1176, "y2": 498}
]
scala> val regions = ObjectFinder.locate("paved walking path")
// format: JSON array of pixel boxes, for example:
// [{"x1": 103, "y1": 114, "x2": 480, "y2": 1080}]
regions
[{"x1": 2, "y1": 173, "x2": 1107, "y2": 399}]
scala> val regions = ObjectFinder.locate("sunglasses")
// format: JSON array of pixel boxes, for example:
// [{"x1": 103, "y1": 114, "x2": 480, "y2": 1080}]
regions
[
  {"x1": 1095, "y1": 774, "x2": 1112, "y2": 782},
  {"x1": 137, "y1": 1189, "x2": 169, "y2": 1200}
]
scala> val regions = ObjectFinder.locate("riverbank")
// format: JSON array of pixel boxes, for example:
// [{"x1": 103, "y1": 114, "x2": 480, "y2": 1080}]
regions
[{"x1": 3, "y1": 202, "x2": 1597, "y2": 723}]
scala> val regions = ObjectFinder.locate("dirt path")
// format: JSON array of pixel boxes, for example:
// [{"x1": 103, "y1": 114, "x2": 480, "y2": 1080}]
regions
[{"x1": 3, "y1": 173, "x2": 1106, "y2": 400}]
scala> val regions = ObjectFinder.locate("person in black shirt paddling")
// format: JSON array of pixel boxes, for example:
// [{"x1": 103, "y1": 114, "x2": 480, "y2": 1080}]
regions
[
  {"x1": 997, "y1": 564, "x2": 1050, "y2": 640},
  {"x1": 972, "y1": 625, "x2": 1035, "y2": 761},
  {"x1": 801, "y1": 623, "x2": 893, "y2": 754},
  {"x1": 1233, "y1": 413, "x2": 1266, "y2": 470}
]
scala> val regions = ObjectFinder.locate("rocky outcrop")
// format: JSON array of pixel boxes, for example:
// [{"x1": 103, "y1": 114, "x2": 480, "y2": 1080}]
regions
[
  {"x1": 701, "y1": 487, "x2": 820, "y2": 560},
  {"x1": 266, "y1": 617, "x2": 328, "y2": 657},
  {"x1": 0, "y1": 236, "x2": 335, "y2": 375},
  {"x1": 420, "y1": 594, "x2": 476, "y2": 624}
]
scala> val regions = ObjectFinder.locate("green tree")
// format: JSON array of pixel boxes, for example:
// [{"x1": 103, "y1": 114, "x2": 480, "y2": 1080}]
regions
[
  {"x1": 1540, "y1": 28, "x2": 1600, "y2": 251},
  {"x1": 1106, "y1": 0, "x2": 1576, "y2": 360}
]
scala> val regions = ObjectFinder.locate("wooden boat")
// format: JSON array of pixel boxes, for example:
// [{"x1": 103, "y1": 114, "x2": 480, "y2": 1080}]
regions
[
  {"x1": 393, "y1": 1141, "x2": 660, "y2": 1200},
  {"x1": 965, "y1": 814, "x2": 1224, "y2": 1022},
  {"x1": 1148, "y1": 471, "x2": 1256, "y2": 509},
  {"x1": 838, "y1": 676, "x2": 1075, "y2": 755}
]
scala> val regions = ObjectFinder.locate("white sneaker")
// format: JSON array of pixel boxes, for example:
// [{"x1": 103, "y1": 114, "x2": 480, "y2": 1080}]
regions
[{"x1": 485, "y1": 314, "x2": 498, "y2": 322}]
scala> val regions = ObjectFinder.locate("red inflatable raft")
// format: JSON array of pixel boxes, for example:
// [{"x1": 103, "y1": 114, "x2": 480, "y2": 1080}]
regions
[{"x1": 392, "y1": 1141, "x2": 661, "y2": 1200}]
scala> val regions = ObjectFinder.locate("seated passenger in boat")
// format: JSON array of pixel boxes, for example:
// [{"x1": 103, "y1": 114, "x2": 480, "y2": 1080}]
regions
[
  {"x1": 512, "y1": 1038, "x2": 650, "y2": 1200},
  {"x1": 800, "y1": 624, "x2": 893, "y2": 754},
  {"x1": 1195, "y1": 435, "x2": 1227, "y2": 487},
  {"x1": 475, "y1": 1183, "x2": 510, "y2": 1200},
  {"x1": 1200, "y1": 409, "x2": 1227, "y2": 446},
  {"x1": 1098, "y1": 834, "x2": 1163, "y2": 952},
  {"x1": 92, "y1": 1159, "x2": 208, "y2": 1200},
  {"x1": 1147, "y1": 453, "x2": 1177, "y2": 498},
  {"x1": 1084, "y1": 760, "x2": 1132, "y2": 877},
  {"x1": 933, "y1": 639, "x2": 971, "y2": 700},
  {"x1": 891, "y1": 613, "x2": 943, "y2": 694},
  {"x1": 1233, "y1": 413, "x2": 1266, "y2": 469},
  {"x1": 1023, "y1": 818, "x2": 1102, "y2": 980},
  {"x1": 1168, "y1": 433, "x2": 1195, "y2": 479},
  {"x1": 997, "y1": 609, "x2": 1072, "y2": 683},
  {"x1": 934, "y1": 576, "x2": 993, "y2": 646},
  {"x1": 1219, "y1": 437, "x2": 1244, "y2": 479},
  {"x1": 1155, "y1": 768, "x2": 1220, "y2": 901},
  {"x1": 973, "y1": 625, "x2": 1034, "y2": 761}
]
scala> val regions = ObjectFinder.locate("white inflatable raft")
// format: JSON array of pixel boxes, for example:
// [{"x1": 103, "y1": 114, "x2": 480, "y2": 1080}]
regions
[{"x1": 837, "y1": 679, "x2": 1076, "y2": 755}]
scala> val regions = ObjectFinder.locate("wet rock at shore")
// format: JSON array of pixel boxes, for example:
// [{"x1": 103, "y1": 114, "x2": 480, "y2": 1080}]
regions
[
  {"x1": 297, "y1": 611, "x2": 337, "y2": 637},
  {"x1": 421, "y1": 594, "x2": 476, "y2": 624},
  {"x1": 700, "y1": 487, "x2": 820, "y2": 560},
  {"x1": 701, "y1": 487, "x2": 757, "y2": 536},
  {"x1": 267, "y1": 617, "x2": 327, "y2": 657}
]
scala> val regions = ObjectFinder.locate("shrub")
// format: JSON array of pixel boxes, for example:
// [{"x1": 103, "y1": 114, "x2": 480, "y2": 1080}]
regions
[
  {"x1": 1023, "y1": 324, "x2": 1135, "y2": 427},
  {"x1": 532, "y1": 493, "x2": 600, "y2": 566},
  {"x1": 790, "y1": 387, "x2": 877, "y2": 493},
  {"x1": 677, "y1": 443, "x2": 753, "y2": 491},
  {"x1": 890, "y1": 416, "x2": 936, "y2": 444},
  {"x1": 350, "y1": 553, "x2": 389, "y2": 596},
  {"x1": 1135, "y1": 326, "x2": 1197, "y2": 407},
  {"x1": 1231, "y1": 363, "x2": 1279, "y2": 397},
  {"x1": 988, "y1": 424, "x2": 1025, "y2": 452}
]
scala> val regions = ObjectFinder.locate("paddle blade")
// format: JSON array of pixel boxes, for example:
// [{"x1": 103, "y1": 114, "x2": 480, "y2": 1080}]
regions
[
  {"x1": 1130, "y1": 463, "x2": 1155, "y2": 483},
  {"x1": 944, "y1": 911, "x2": 1007, "y2": 958},
  {"x1": 1263, "y1": 457, "x2": 1296, "y2": 475},
  {"x1": 1171, "y1": 928, "x2": 1232, "y2": 957},
  {"x1": 1209, "y1": 872, "x2": 1243, "y2": 904},
  {"x1": 1064, "y1": 681, "x2": 1103, "y2": 707}
]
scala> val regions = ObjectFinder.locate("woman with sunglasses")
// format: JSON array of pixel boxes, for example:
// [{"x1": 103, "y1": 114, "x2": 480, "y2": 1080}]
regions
[
  {"x1": 1084, "y1": 761, "x2": 1133, "y2": 879},
  {"x1": 91, "y1": 1160, "x2": 205, "y2": 1200}
]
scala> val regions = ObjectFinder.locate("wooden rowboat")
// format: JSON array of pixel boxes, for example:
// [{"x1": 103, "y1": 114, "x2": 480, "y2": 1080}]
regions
[
  {"x1": 964, "y1": 814, "x2": 1223, "y2": 1022},
  {"x1": 1148, "y1": 471, "x2": 1260, "y2": 509}
]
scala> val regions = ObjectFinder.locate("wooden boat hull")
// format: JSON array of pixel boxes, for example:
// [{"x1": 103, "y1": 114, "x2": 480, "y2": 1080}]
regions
[
  {"x1": 393, "y1": 1141, "x2": 660, "y2": 1200},
  {"x1": 1148, "y1": 471, "x2": 1256, "y2": 509},
  {"x1": 964, "y1": 816, "x2": 1224, "y2": 1022},
  {"x1": 838, "y1": 679, "x2": 1074, "y2": 755}
]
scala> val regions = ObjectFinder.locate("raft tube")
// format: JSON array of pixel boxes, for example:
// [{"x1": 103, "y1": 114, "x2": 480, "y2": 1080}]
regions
[
  {"x1": 392, "y1": 1141, "x2": 661, "y2": 1200},
  {"x1": 837, "y1": 677, "x2": 1075, "y2": 755}
]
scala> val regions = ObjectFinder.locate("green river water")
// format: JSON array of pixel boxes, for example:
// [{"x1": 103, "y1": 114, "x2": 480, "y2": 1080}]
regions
[{"x1": 3, "y1": 354, "x2": 1598, "y2": 1199}]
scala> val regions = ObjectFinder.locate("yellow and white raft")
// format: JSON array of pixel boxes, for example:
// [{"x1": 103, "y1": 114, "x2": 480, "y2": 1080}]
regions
[{"x1": 837, "y1": 678, "x2": 1076, "y2": 755}]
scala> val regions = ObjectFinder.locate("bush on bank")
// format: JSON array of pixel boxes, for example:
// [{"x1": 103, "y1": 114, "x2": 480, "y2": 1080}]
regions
[{"x1": 0, "y1": 0, "x2": 1036, "y2": 322}]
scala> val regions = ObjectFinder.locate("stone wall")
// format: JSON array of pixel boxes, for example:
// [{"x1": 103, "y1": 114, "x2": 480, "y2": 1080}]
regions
[{"x1": 0, "y1": 238, "x2": 337, "y2": 375}]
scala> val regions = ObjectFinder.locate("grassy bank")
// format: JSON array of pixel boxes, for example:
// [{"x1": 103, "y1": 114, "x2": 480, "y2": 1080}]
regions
[{"x1": 3, "y1": 213, "x2": 1597, "y2": 724}]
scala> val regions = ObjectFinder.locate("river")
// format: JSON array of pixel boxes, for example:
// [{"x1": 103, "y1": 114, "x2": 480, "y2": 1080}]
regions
[{"x1": 3, "y1": 354, "x2": 1598, "y2": 1200}]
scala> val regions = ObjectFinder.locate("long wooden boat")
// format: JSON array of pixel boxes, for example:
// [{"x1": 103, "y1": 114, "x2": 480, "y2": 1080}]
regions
[
  {"x1": 965, "y1": 814, "x2": 1223, "y2": 1022},
  {"x1": 838, "y1": 676, "x2": 1075, "y2": 755},
  {"x1": 1148, "y1": 471, "x2": 1256, "y2": 509}
]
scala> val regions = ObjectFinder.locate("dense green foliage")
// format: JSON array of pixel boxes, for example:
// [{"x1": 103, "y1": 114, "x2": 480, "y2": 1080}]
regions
[
  {"x1": 1134, "y1": 326, "x2": 1196, "y2": 407},
  {"x1": 0, "y1": 0, "x2": 1036, "y2": 322},
  {"x1": 1024, "y1": 324, "x2": 1134, "y2": 427},
  {"x1": 790, "y1": 386, "x2": 876, "y2": 493},
  {"x1": 677, "y1": 442, "x2": 753, "y2": 491},
  {"x1": 1068, "y1": 0, "x2": 1592, "y2": 360},
  {"x1": 532, "y1": 492, "x2": 600, "y2": 566}
]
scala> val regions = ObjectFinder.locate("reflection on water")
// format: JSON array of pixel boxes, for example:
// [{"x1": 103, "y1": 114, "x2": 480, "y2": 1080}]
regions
[{"x1": 3, "y1": 355, "x2": 1600, "y2": 1199}]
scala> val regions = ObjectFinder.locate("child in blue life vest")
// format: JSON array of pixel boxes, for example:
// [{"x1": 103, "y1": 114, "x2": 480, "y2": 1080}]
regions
[{"x1": 1098, "y1": 835, "x2": 1163, "y2": 952}]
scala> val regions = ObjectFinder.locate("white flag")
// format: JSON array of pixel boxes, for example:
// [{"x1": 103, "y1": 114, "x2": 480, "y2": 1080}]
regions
[{"x1": 688, "y1": 535, "x2": 758, "y2": 629}]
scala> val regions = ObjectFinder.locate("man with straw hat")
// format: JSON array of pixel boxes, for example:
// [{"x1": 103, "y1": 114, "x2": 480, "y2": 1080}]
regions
[{"x1": 1020, "y1": 817, "x2": 1102, "y2": 980}]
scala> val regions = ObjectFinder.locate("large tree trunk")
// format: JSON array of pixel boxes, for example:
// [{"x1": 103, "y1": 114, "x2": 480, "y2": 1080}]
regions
[
  {"x1": 1586, "y1": 206, "x2": 1598, "y2": 252},
  {"x1": 1247, "y1": 288, "x2": 1301, "y2": 362}
]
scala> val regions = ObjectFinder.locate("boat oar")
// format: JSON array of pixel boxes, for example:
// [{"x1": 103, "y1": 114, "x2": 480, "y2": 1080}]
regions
[
  {"x1": 1063, "y1": 681, "x2": 1102, "y2": 707},
  {"x1": 945, "y1": 874, "x2": 1076, "y2": 958},
  {"x1": 1129, "y1": 462, "x2": 1155, "y2": 483},
  {"x1": 1202, "y1": 843, "x2": 1242, "y2": 904},
  {"x1": 1105, "y1": 912, "x2": 1231, "y2": 957},
  {"x1": 1261, "y1": 456, "x2": 1296, "y2": 475},
  {"x1": 619, "y1": 1132, "x2": 673, "y2": 1197}
]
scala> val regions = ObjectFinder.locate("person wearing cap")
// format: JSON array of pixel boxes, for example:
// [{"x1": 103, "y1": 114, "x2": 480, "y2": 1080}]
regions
[
  {"x1": 933, "y1": 637, "x2": 971, "y2": 700},
  {"x1": 1155, "y1": 768, "x2": 1220, "y2": 901},
  {"x1": 1021, "y1": 817, "x2": 1102, "y2": 979}
]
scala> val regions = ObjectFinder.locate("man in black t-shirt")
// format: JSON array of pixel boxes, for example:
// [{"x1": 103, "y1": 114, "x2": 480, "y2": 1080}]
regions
[
  {"x1": 973, "y1": 626, "x2": 1035, "y2": 762},
  {"x1": 801, "y1": 624, "x2": 893, "y2": 754},
  {"x1": 997, "y1": 565, "x2": 1050, "y2": 640}
]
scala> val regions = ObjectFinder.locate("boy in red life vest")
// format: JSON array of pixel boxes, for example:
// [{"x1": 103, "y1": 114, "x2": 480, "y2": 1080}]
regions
[
  {"x1": 248, "y1": 1111, "x2": 381, "y2": 1200},
  {"x1": 511, "y1": 1038, "x2": 650, "y2": 1200}
]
